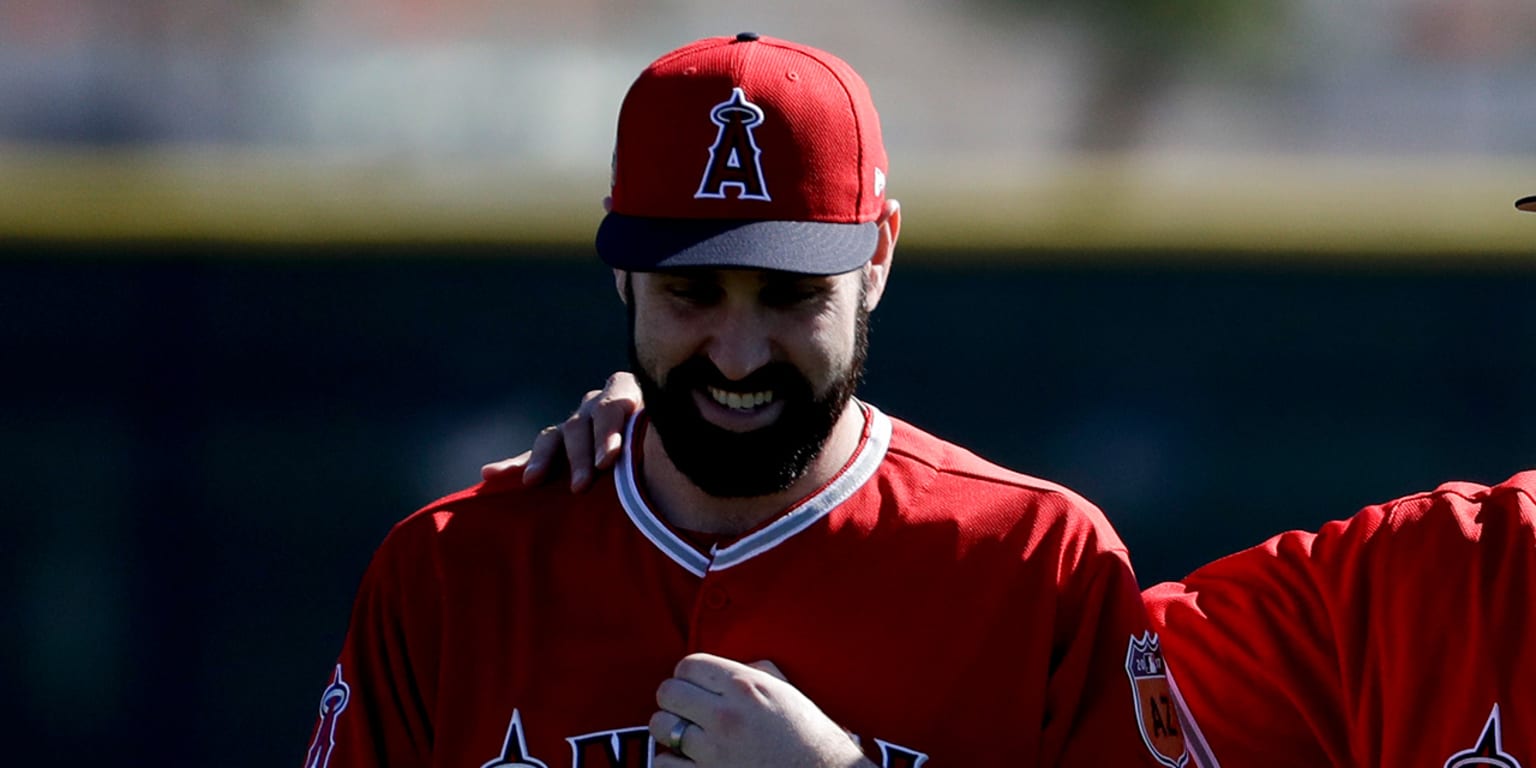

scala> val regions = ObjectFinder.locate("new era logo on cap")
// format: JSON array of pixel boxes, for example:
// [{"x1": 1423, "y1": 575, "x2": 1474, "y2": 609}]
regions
[{"x1": 596, "y1": 33, "x2": 889, "y2": 276}]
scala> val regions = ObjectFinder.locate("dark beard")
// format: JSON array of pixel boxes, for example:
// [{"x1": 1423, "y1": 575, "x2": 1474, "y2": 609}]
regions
[{"x1": 628, "y1": 298, "x2": 870, "y2": 499}]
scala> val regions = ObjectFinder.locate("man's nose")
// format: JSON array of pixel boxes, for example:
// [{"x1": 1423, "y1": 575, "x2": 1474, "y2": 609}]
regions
[{"x1": 704, "y1": 307, "x2": 774, "y2": 382}]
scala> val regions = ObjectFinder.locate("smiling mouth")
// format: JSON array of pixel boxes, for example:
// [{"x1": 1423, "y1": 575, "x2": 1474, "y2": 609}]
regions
[{"x1": 707, "y1": 386, "x2": 775, "y2": 411}]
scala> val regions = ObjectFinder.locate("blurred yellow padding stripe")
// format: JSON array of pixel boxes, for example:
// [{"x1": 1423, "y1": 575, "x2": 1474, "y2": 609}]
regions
[{"x1": 1, "y1": 144, "x2": 1532, "y2": 263}]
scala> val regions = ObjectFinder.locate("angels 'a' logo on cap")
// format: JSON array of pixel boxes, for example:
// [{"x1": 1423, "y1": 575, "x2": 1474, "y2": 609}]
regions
[
  {"x1": 696, "y1": 87, "x2": 771, "y2": 202},
  {"x1": 1444, "y1": 704, "x2": 1522, "y2": 768},
  {"x1": 1126, "y1": 632, "x2": 1189, "y2": 768}
]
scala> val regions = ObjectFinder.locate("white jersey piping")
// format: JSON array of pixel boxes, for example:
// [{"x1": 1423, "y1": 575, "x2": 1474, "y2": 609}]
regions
[{"x1": 615, "y1": 403, "x2": 892, "y2": 578}]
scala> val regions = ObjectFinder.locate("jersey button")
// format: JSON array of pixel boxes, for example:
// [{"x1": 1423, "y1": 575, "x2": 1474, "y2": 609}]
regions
[{"x1": 703, "y1": 587, "x2": 730, "y2": 610}]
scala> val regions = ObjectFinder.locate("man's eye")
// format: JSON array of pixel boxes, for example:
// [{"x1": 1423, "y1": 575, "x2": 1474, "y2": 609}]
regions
[
  {"x1": 668, "y1": 284, "x2": 721, "y2": 304},
  {"x1": 762, "y1": 284, "x2": 823, "y2": 307}
]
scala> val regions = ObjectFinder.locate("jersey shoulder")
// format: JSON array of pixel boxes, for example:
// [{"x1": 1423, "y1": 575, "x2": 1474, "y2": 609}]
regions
[
  {"x1": 881, "y1": 413, "x2": 1126, "y2": 550},
  {"x1": 1155, "y1": 468, "x2": 1536, "y2": 594},
  {"x1": 383, "y1": 472, "x2": 617, "y2": 553},
  {"x1": 884, "y1": 414, "x2": 1089, "y2": 498},
  {"x1": 1145, "y1": 468, "x2": 1536, "y2": 653}
]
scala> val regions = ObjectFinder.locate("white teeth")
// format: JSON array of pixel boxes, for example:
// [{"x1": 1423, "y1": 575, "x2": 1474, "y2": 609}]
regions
[{"x1": 709, "y1": 386, "x2": 774, "y2": 411}]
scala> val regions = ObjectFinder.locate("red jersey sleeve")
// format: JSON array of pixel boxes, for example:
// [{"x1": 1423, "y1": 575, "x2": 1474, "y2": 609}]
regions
[
  {"x1": 1050, "y1": 541, "x2": 1189, "y2": 768},
  {"x1": 1146, "y1": 470, "x2": 1536, "y2": 768},
  {"x1": 303, "y1": 511, "x2": 445, "y2": 768},
  {"x1": 1144, "y1": 520, "x2": 1348, "y2": 767}
]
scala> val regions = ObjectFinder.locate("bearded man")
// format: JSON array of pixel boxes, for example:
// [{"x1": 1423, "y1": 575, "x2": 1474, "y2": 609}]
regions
[{"x1": 306, "y1": 33, "x2": 1186, "y2": 768}]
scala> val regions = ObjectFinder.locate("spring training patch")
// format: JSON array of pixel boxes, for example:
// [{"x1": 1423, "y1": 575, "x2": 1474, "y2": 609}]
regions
[
  {"x1": 304, "y1": 664, "x2": 351, "y2": 768},
  {"x1": 1444, "y1": 704, "x2": 1522, "y2": 768},
  {"x1": 696, "y1": 87, "x2": 771, "y2": 202},
  {"x1": 1126, "y1": 632, "x2": 1189, "y2": 768}
]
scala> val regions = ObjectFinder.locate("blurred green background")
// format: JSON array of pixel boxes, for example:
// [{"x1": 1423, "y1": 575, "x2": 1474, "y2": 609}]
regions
[{"x1": 3, "y1": 0, "x2": 1534, "y2": 764}]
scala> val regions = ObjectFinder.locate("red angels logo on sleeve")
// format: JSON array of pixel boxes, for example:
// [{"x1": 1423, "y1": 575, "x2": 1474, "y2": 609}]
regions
[
  {"x1": 695, "y1": 87, "x2": 771, "y2": 202},
  {"x1": 1444, "y1": 704, "x2": 1522, "y2": 768},
  {"x1": 1126, "y1": 632, "x2": 1189, "y2": 768}
]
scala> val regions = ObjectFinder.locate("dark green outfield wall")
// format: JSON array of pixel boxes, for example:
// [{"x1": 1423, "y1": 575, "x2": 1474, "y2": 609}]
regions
[{"x1": 4, "y1": 243, "x2": 1532, "y2": 765}]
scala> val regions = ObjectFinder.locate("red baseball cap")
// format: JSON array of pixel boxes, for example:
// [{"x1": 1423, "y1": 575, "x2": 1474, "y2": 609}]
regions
[
  {"x1": 596, "y1": 33, "x2": 889, "y2": 276},
  {"x1": 1518, "y1": 196, "x2": 1536, "y2": 213}
]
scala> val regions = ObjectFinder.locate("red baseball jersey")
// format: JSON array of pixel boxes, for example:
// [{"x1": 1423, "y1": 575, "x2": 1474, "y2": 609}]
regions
[
  {"x1": 1146, "y1": 470, "x2": 1536, "y2": 767},
  {"x1": 305, "y1": 404, "x2": 1188, "y2": 767}
]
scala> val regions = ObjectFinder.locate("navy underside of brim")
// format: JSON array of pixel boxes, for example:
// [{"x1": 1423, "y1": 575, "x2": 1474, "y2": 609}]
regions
[{"x1": 596, "y1": 214, "x2": 878, "y2": 276}]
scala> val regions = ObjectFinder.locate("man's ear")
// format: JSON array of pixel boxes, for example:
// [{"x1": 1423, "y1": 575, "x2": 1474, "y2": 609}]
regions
[
  {"x1": 878, "y1": 198, "x2": 901, "y2": 247},
  {"x1": 863, "y1": 199, "x2": 900, "y2": 312},
  {"x1": 614, "y1": 269, "x2": 630, "y2": 303}
]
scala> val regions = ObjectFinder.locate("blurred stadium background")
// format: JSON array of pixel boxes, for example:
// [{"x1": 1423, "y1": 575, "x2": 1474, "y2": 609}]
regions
[{"x1": 3, "y1": 0, "x2": 1534, "y2": 764}]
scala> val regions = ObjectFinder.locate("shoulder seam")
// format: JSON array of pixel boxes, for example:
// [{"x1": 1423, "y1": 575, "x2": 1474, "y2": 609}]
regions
[
  {"x1": 885, "y1": 443, "x2": 1077, "y2": 495},
  {"x1": 1376, "y1": 478, "x2": 1508, "y2": 529}
]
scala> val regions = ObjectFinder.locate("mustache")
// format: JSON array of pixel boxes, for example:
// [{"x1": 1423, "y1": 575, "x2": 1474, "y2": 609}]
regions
[{"x1": 664, "y1": 357, "x2": 812, "y2": 396}]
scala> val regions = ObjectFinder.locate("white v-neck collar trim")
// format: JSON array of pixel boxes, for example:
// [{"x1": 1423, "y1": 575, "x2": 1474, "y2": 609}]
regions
[{"x1": 615, "y1": 402, "x2": 892, "y2": 578}]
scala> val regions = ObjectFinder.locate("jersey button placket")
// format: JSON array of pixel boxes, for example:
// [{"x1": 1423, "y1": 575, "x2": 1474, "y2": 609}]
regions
[
  {"x1": 702, "y1": 585, "x2": 730, "y2": 610},
  {"x1": 690, "y1": 570, "x2": 733, "y2": 650}
]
